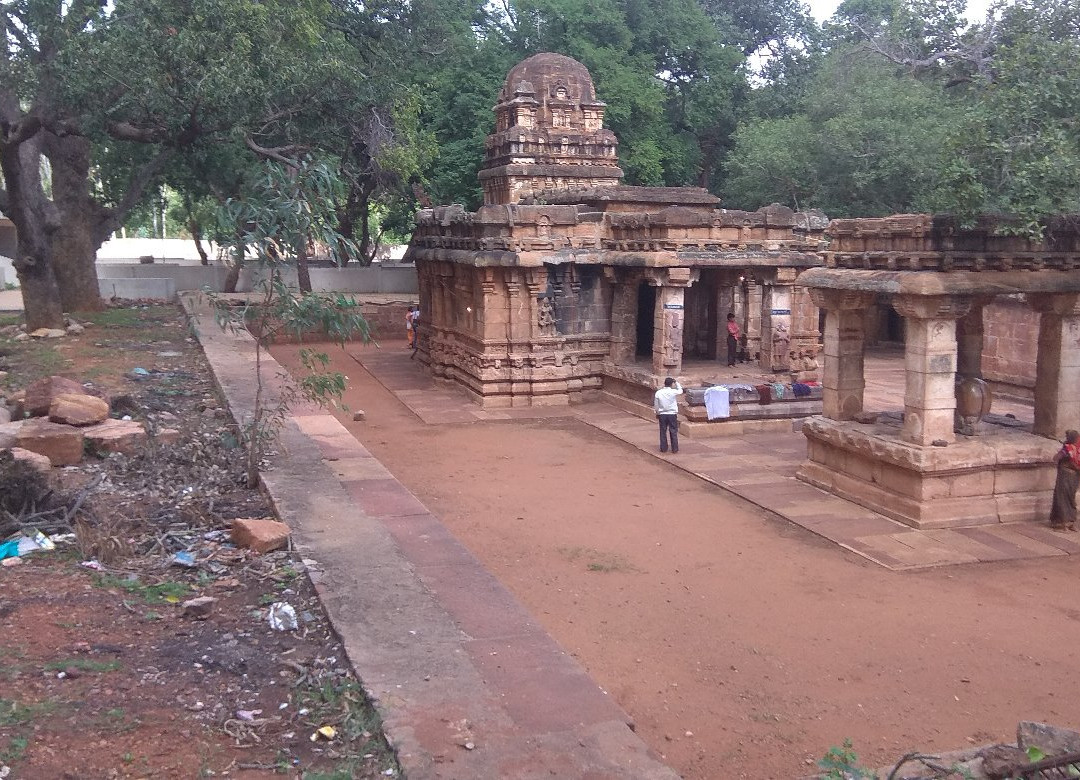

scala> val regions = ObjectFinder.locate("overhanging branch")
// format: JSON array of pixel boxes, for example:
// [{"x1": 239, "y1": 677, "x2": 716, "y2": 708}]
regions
[
  {"x1": 1, "y1": 115, "x2": 42, "y2": 148},
  {"x1": 93, "y1": 147, "x2": 174, "y2": 244},
  {"x1": 245, "y1": 136, "x2": 305, "y2": 166},
  {"x1": 106, "y1": 121, "x2": 166, "y2": 144}
]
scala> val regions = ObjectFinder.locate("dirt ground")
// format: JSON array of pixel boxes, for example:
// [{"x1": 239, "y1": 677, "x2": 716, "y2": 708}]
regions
[
  {"x1": 0, "y1": 306, "x2": 397, "y2": 779},
  {"x1": 275, "y1": 340, "x2": 1080, "y2": 779}
]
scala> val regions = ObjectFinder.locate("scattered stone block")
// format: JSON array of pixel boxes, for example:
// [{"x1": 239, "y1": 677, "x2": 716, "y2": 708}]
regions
[
  {"x1": 10, "y1": 447, "x2": 51, "y2": 473},
  {"x1": 13, "y1": 332, "x2": 28, "y2": 342},
  {"x1": 353, "y1": 410, "x2": 366, "y2": 421},
  {"x1": 1018, "y1": 721, "x2": 1080, "y2": 756},
  {"x1": 65, "y1": 322, "x2": 85, "y2": 335},
  {"x1": 8, "y1": 390, "x2": 26, "y2": 419},
  {"x1": 49, "y1": 393, "x2": 109, "y2": 426},
  {"x1": 83, "y1": 418, "x2": 148, "y2": 456},
  {"x1": 25, "y1": 376, "x2": 85, "y2": 417},
  {"x1": 156, "y1": 428, "x2": 182, "y2": 445},
  {"x1": 29, "y1": 328, "x2": 65, "y2": 339},
  {"x1": 14, "y1": 419, "x2": 84, "y2": 466},
  {"x1": 853, "y1": 411, "x2": 878, "y2": 424},
  {"x1": 182, "y1": 596, "x2": 217, "y2": 619},
  {"x1": 0, "y1": 407, "x2": 9, "y2": 425},
  {"x1": 231, "y1": 518, "x2": 291, "y2": 553}
]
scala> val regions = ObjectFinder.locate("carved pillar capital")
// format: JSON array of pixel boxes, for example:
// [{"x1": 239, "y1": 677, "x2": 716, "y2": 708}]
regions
[
  {"x1": 808, "y1": 288, "x2": 875, "y2": 311},
  {"x1": 892, "y1": 294, "x2": 971, "y2": 320},
  {"x1": 1026, "y1": 292, "x2": 1080, "y2": 316},
  {"x1": 643, "y1": 267, "x2": 698, "y2": 288},
  {"x1": 524, "y1": 267, "x2": 546, "y2": 298}
]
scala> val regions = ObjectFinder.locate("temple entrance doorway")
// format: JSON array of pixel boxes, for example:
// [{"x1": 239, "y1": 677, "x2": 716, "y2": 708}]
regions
[
  {"x1": 682, "y1": 271, "x2": 719, "y2": 360},
  {"x1": 635, "y1": 281, "x2": 655, "y2": 358}
]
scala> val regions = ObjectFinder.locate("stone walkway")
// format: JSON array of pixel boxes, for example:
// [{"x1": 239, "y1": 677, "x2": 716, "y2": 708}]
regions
[
  {"x1": 184, "y1": 295, "x2": 678, "y2": 780},
  {"x1": 351, "y1": 345, "x2": 1076, "y2": 572}
]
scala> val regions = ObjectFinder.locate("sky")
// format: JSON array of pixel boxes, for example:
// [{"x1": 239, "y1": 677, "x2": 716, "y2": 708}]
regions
[{"x1": 806, "y1": 0, "x2": 996, "y2": 23}]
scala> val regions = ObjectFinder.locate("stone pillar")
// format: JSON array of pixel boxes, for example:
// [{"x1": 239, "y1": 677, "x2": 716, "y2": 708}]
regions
[
  {"x1": 766, "y1": 269, "x2": 795, "y2": 371},
  {"x1": 790, "y1": 283, "x2": 820, "y2": 362},
  {"x1": 716, "y1": 278, "x2": 736, "y2": 364},
  {"x1": 810, "y1": 288, "x2": 875, "y2": 421},
  {"x1": 650, "y1": 268, "x2": 695, "y2": 376},
  {"x1": 607, "y1": 269, "x2": 638, "y2": 364},
  {"x1": 1027, "y1": 293, "x2": 1080, "y2": 438},
  {"x1": 893, "y1": 295, "x2": 971, "y2": 446},
  {"x1": 746, "y1": 280, "x2": 763, "y2": 361},
  {"x1": 505, "y1": 269, "x2": 530, "y2": 343},
  {"x1": 525, "y1": 268, "x2": 547, "y2": 340},
  {"x1": 478, "y1": 268, "x2": 506, "y2": 342},
  {"x1": 956, "y1": 296, "x2": 994, "y2": 379}
]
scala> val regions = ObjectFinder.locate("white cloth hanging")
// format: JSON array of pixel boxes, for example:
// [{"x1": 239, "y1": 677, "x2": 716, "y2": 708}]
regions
[{"x1": 704, "y1": 385, "x2": 730, "y2": 420}]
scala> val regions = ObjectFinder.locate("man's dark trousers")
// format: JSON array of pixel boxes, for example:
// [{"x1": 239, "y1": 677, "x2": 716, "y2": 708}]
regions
[
  {"x1": 658, "y1": 413, "x2": 679, "y2": 453},
  {"x1": 727, "y1": 334, "x2": 738, "y2": 366}
]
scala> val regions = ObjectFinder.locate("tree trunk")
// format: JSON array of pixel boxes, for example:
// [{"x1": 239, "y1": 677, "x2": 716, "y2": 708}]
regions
[
  {"x1": 44, "y1": 133, "x2": 104, "y2": 313},
  {"x1": 296, "y1": 240, "x2": 312, "y2": 293},
  {"x1": 358, "y1": 186, "x2": 376, "y2": 266},
  {"x1": 1, "y1": 131, "x2": 65, "y2": 330},
  {"x1": 224, "y1": 259, "x2": 242, "y2": 294}
]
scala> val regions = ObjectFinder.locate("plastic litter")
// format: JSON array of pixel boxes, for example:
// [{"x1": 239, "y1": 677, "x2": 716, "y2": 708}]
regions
[
  {"x1": 32, "y1": 531, "x2": 55, "y2": 551},
  {"x1": 310, "y1": 725, "x2": 336, "y2": 741},
  {"x1": 236, "y1": 709, "x2": 262, "y2": 722},
  {"x1": 172, "y1": 551, "x2": 197, "y2": 568},
  {"x1": 132, "y1": 367, "x2": 150, "y2": 375},
  {"x1": 268, "y1": 602, "x2": 299, "y2": 631},
  {"x1": 0, "y1": 540, "x2": 20, "y2": 561},
  {"x1": 80, "y1": 559, "x2": 105, "y2": 571}
]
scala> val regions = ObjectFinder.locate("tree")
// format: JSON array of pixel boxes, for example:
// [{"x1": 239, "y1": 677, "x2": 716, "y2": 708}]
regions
[
  {"x1": 211, "y1": 161, "x2": 370, "y2": 488},
  {"x1": 723, "y1": 54, "x2": 960, "y2": 216},
  {"x1": 925, "y1": 0, "x2": 1080, "y2": 228},
  {"x1": 3, "y1": 0, "x2": 413, "y2": 326}
]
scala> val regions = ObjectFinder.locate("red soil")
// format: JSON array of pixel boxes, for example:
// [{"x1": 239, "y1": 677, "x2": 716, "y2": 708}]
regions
[{"x1": 277, "y1": 342, "x2": 1080, "y2": 778}]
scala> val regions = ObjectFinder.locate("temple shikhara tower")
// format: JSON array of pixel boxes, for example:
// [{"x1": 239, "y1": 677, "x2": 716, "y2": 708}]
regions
[
  {"x1": 479, "y1": 54, "x2": 623, "y2": 205},
  {"x1": 406, "y1": 53, "x2": 827, "y2": 411}
]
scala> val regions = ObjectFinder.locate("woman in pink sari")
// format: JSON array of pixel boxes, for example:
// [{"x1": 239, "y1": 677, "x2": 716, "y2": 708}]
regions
[{"x1": 1050, "y1": 430, "x2": 1080, "y2": 531}]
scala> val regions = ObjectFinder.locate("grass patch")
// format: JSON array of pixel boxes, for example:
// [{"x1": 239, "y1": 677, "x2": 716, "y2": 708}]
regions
[
  {"x1": 10, "y1": 341, "x2": 70, "y2": 378},
  {"x1": 44, "y1": 658, "x2": 122, "y2": 674},
  {"x1": 292, "y1": 673, "x2": 399, "y2": 777},
  {"x1": 0, "y1": 736, "x2": 29, "y2": 764},
  {"x1": 95, "y1": 706, "x2": 141, "y2": 734},
  {"x1": 0, "y1": 698, "x2": 59, "y2": 727},
  {"x1": 91, "y1": 573, "x2": 191, "y2": 604},
  {"x1": 0, "y1": 313, "x2": 21, "y2": 327}
]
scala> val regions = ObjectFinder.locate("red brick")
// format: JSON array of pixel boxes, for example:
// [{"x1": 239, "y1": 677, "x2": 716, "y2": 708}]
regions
[{"x1": 231, "y1": 518, "x2": 291, "y2": 553}]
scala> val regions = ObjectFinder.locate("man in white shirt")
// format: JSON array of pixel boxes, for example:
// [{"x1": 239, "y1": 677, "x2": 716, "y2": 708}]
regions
[{"x1": 653, "y1": 376, "x2": 682, "y2": 454}]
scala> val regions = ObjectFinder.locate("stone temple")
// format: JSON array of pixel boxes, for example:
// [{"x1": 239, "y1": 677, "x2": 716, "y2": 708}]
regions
[{"x1": 406, "y1": 53, "x2": 828, "y2": 414}]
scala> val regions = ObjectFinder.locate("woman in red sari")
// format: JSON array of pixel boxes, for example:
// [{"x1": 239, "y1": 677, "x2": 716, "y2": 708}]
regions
[{"x1": 1050, "y1": 430, "x2": 1080, "y2": 531}]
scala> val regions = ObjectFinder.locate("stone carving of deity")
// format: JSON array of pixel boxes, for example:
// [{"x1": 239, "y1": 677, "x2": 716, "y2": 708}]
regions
[{"x1": 537, "y1": 297, "x2": 557, "y2": 337}]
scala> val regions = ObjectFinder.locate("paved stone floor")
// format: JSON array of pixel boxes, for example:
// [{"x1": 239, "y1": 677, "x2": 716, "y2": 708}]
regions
[{"x1": 351, "y1": 346, "x2": 1072, "y2": 572}]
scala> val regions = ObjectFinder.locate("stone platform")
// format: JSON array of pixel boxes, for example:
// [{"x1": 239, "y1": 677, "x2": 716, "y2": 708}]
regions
[{"x1": 798, "y1": 416, "x2": 1057, "y2": 529}]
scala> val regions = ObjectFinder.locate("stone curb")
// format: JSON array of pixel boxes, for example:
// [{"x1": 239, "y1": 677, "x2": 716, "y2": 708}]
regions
[{"x1": 181, "y1": 294, "x2": 678, "y2": 779}]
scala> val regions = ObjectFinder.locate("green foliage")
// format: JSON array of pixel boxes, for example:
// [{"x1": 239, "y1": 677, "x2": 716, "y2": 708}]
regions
[
  {"x1": 725, "y1": 54, "x2": 959, "y2": 215},
  {"x1": 90, "y1": 574, "x2": 192, "y2": 604},
  {"x1": 926, "y1": 0, "x2": 1080, "y2": 230},
  {"x1": 819, "y1": 739, "x2": 878, "y2": 779},
  {"x1": 210, "y1": 162, "x2": 371, "y2": 488}
]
